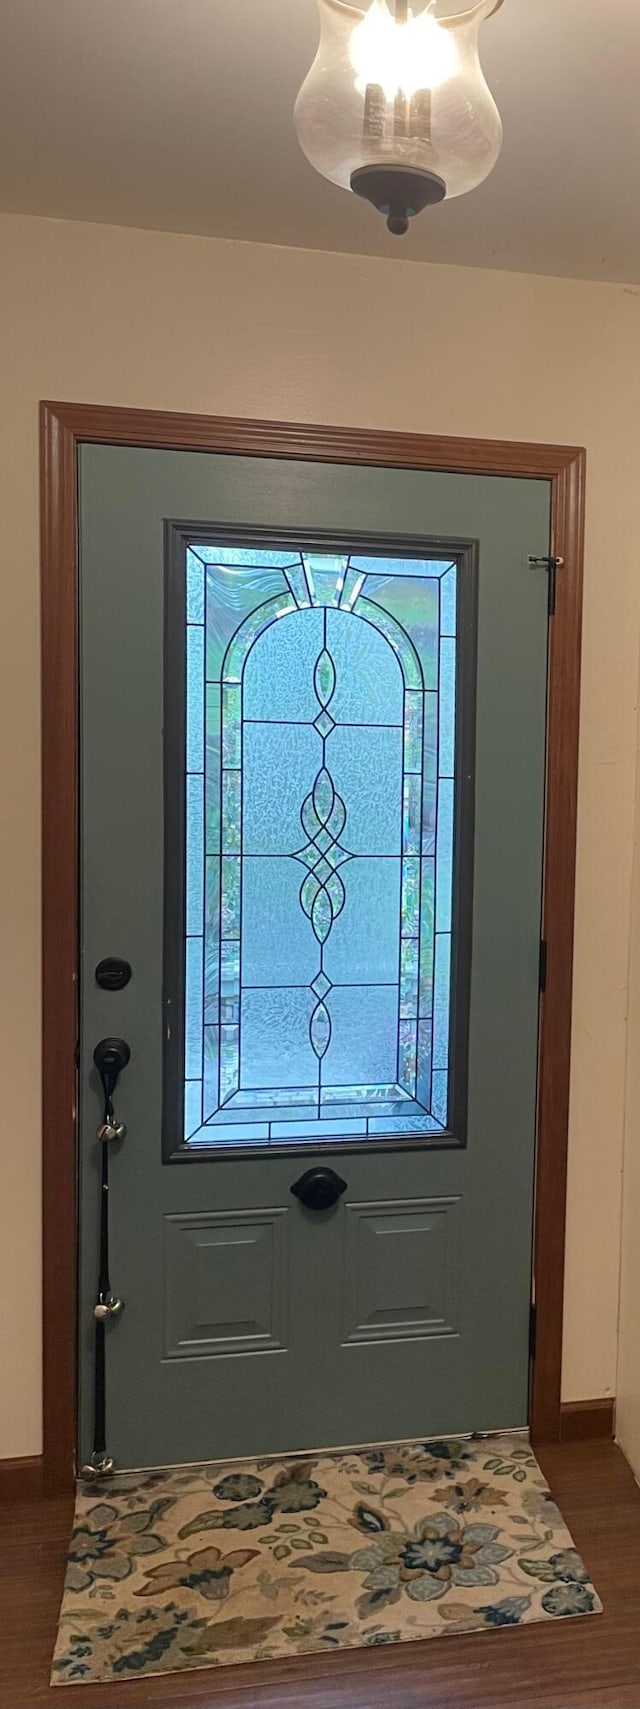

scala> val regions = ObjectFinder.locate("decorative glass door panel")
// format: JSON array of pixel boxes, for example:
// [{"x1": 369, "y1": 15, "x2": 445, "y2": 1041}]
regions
[{"x1": 177, "y1": 544, "x2": 465, "y2": 1152}]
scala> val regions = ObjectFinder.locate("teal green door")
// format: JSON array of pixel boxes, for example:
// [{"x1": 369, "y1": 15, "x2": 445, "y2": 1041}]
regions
[{"x1": 78, "y1": 445, "x2": 550, "y2": 1471}]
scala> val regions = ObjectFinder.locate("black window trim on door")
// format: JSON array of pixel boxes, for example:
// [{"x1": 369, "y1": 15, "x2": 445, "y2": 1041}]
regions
[{"x1": 162, "y1": 521, "x2": 478, "y2": 1163}]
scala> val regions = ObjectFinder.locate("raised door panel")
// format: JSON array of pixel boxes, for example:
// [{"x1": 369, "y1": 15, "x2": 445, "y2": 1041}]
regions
[
  {"x1": 342, "y1": 1196, "x2": 460, "y2": 1344},
  {"x1": 164, "y1": 1208, "x2": 289, "y2": 1358}
]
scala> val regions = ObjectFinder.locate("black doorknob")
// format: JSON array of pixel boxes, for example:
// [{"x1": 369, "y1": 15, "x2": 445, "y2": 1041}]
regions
[
  {"x1": 291, "y1": 1167, "x2": 348, "y2": 1212},
  {"x1": 93, "y1": 1037, "x2": 131, "y2": 1103}
]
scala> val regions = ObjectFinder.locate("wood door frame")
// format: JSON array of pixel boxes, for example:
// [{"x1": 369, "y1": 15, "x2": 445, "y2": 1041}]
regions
[{"x1": 41, "y1": 401, "x2": 585, "y2": 1494}]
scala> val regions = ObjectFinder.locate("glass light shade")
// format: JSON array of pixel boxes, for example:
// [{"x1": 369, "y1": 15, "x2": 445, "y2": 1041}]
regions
[{"x1": 294, "y1": 0, "x2": 504, "y2": 234}]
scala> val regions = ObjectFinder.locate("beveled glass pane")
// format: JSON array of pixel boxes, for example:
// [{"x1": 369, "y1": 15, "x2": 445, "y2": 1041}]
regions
[
  {"x1": 222, "y1": 771, "x2": 241, "y2": 854},
  {"x1": 433, "y1": 932, "x2": 452, "y2": 1074},
  {"x1": 403, "y1": 774, "x2": 421, "y2": 855},
  {"x1": 353, "y1": 594, "x2": 422, "y2": 689},
  {"x1": 198, "y1": 544, "x2": 301, "y2": 568},
  {"x1": 302, "y1": 554, "x2": 349, "y2": 607},
  {"x1": 221, "y1": 593, "x2": 295, "y2": 684},
  {"x1": 368, "y1": 1113, "x2": 444, "y2": 1134},
  {"x1": 401, "y1": 856, "x2": 420, "y2": 939},
  {"x1": 192, "y1": 1122, "x2": 270, "y2": 1144},
  {"x1": 222, "y1": 685, "x2": 241, "y2": 767},
  {"x1": 221, "y1": 856, "x2": 240, "y2": 937},
  {"x1": 186, "y1": 774, "x2": 204, "y2": 937},
  {"x1": 439, "y1": 637, "x2": 456, "y2": 778},
  {"x1": 339, "y1": 566, "x2": 366, "y2": 610},
  {"x1": 220, "y1": 1022, "x2": 240, "y2": 1103},
  {"x1": 284, "y1": 562, "x2": 313, "y2": 610},
  {"x1": 404, "y1": 691, "x2": 423, "y2": 773},
  {"x1": 422, "y1": 778, "x2": 437, "y2": 857},
  {"x1": 186, "y1": 547, "x2": 205, "y2": 624},
  {"x1": 398, "y1": 1017, "x2": 418, "y2": 1096},
  {"x1": 204, "y1": 857, "x2": 219, "y2": 1023},
  {"x1": 220, "y1": 939, "x2": 240, "y2": 1023},
  {"x1": 203, "y1": 1025, "x2": 219, "y2": 1122},
  {"x1": 440, "y1": 565, "x2": 457, "y2": 637},
  {"x1": 205, "y1": 686, "x2": 220, "y2": 855},
  {"x1": 185, "y1": 935, "x2": 203, "y2": 1080},
  {"x1": 400, "y1": 937, "x2": 419, "y2": 1018},
  {"x1": 424, "y1": 691, "x2": 438, "y2": 783},
  {"x1": 419, "y1": 858, "x2": 435, "y2": 1017},
  {"x1": 184, "y1": 1080, "x2": 202, "y2": 1142},
  {"x1": 186, "y1": 624, "x2": 204, "y2": 774},
  {"x1": 349, "y1": 557, "x2": 454, "y2": 579},
  {"x1": 431, "y1": 1069, "x2": 449, "y2": 1127},
  {"x1": 417, "y1": 1019, "x2": 432, "y2": 1109},
  {"x1": 271, "y1": 1117, "x2": 367, "y2": 1138},
  {"x1": 436, "y1": 777, "x2": 455, "y2": 935}
]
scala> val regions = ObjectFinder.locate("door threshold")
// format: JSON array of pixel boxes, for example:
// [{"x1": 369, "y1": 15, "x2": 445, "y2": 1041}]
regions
[{"x1": 81, "y1": 1424, "x2": 530, "y2": 1483}]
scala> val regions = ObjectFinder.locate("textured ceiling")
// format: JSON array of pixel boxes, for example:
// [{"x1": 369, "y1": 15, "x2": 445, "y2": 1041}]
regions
[{"x1": 0, "y1": 0, "x2": 639, "y2": 282}]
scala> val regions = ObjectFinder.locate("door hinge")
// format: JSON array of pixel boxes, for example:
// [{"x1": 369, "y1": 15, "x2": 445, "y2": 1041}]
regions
[
  {"x1": 539, "y1": 939, "x2": 547, "y2": 994},
  {"x1": 529, "y1": 1302, "x2": 537, "y2": 1359},
  {"x1": 528, "y1": 554, "x2": 564, "y2": 617}
]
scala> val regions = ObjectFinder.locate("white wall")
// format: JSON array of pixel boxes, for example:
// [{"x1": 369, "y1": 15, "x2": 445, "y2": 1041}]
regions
[{"x1": 1, "y1": 212, "x2": 639, "y2": 1456}]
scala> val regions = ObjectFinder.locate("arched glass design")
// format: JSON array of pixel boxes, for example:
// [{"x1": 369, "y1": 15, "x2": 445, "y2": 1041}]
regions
[{"x1": 181, "y1": 544, "x2": 459, "y2": 1148}]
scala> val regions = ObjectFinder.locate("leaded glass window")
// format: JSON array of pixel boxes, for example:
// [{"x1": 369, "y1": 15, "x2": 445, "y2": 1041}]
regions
[{"x1": 179, "y1": 544, "x2": 462, "y2": 1149}]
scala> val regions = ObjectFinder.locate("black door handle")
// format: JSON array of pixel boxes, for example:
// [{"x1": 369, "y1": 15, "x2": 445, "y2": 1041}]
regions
[
  {"x1": 94, "y1": 1038, "x2": 130, "y2": 1143},
  {"x1": 291, "y1": 1167, "x2": 348, "y2": 1211},
  {"x1": 94, "y1": 1037, "x2": 130, "y2": 1101}
]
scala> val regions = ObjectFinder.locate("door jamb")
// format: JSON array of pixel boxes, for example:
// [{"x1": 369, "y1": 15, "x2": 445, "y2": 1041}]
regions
[{"x1": 41, "y1": 402, "x2": 585, "y2": 1493}]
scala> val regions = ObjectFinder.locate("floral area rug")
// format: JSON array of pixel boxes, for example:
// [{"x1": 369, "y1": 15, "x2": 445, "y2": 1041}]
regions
[{"x1": 52, "y1": 1434, "x2": 601, "y2": 1685}]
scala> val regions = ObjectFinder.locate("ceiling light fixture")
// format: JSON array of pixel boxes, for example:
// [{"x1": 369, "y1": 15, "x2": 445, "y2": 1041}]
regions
[{"x1": 295, "y1": 0, "x2": 504, "y2": 236}]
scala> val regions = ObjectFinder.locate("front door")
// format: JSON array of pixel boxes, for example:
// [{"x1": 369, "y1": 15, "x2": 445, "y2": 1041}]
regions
[{"x1": 78, "y1": 445, "x2": 550, "y2": 1471}]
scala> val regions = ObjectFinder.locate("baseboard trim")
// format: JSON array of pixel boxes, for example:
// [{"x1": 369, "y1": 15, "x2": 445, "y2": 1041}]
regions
[
  {"x1": 0, "y1": 1407, "x2": 614, "y2": 1498},
  {"x1": 560, "y1": 1399, "x2": 615, "y2": 1442},
  {"x1": 0, "y1": 1454, "x2": 43, "y2": 1501}
]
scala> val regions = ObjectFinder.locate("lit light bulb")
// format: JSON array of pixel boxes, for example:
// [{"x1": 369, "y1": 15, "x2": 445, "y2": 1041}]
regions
[{"x1": 350, "y1": 1, "x2": 458, "y2": 103}]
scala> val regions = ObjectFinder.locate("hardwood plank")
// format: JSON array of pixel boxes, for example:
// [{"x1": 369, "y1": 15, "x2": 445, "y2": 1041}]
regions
[{"x1": 2, "y1": 1443, "x2": 640, "y2": 1708}]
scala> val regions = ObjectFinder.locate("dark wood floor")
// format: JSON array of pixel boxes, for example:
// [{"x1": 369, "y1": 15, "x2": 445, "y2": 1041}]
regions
[{"x1": 3, "y1": 1441, "x2": 640, "y2": 1709}]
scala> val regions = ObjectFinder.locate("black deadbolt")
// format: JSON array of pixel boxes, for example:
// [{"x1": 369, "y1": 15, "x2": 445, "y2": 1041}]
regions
[
  {"x1": 95, "y1": 957, "x2": 132, "y2": 992},
  {"x1": 291, "y1": 1167, "x2": 348, "y2": 1212}
]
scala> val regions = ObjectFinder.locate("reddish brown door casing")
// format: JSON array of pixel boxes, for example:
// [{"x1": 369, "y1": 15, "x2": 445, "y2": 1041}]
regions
[{"x1": 40, "y1": 403, "x2": 585, "y2": 1493}]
